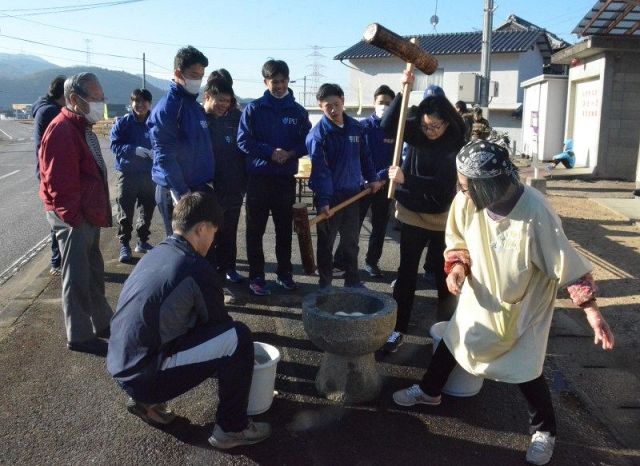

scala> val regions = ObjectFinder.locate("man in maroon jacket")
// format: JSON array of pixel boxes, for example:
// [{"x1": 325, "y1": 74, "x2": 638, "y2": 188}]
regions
[{"x1": 39, "y1": 72, "x2": 113, "y2": 356}]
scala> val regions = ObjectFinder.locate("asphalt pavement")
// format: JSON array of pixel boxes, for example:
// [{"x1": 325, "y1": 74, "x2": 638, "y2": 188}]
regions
[{"x1": 0, "y1": 137, "x2": 639, "y2": 465}]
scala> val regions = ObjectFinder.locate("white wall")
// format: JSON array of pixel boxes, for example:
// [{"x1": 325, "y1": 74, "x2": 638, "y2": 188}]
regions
[
  {"x1": 521, "y1": 75, "x2": 568, "y2": 160},
  {"x1": 565, "y1": 55, "x2": 606, "y2": 169}
]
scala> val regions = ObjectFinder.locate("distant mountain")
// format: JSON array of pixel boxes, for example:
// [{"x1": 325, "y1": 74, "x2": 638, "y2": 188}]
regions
[
  {"x1": 0, "y1": 53, "x2": 60, "y2": 79},
  {"x1": 0, "y1": 65, "x2": 167, "y2": 111},
  {"x1": 137, "y1": 74, "x2": 171, "y2": 91}
]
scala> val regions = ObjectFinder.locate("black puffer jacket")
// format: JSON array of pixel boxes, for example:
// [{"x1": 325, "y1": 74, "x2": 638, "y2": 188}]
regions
[{"x1": 381, "y1": 94, "x2": 465, "y2": 214}]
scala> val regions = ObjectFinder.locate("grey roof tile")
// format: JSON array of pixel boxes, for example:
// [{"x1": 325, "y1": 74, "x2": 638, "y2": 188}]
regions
[{"x1": 334, "y1": 30, "x2": 546, "y2": 60}]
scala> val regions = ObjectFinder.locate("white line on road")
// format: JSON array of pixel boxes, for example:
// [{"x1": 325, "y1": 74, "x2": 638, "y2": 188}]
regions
[
  {"x1": 0, "y1": 170, "x2": 20, "y2": 181},
  {"x1": 0, "y1": 234, "x2": 50, "y2": 286},
  {"x1": 0, "y1": 128, "x2": 14, "y2": 140}
]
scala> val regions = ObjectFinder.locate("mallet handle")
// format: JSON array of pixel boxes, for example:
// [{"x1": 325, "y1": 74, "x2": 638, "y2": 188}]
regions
[
  {"x1": 309, "y1": 188, "x2": 372, "y2": 227},
  {"x1": 388, "y1": 39, "x2": 416, "y2": 200}
]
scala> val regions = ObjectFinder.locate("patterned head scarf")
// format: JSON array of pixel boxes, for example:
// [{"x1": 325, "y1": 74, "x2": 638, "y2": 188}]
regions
[{"x1": 456, "y1": 140, "x2": 517, "y2": 180}]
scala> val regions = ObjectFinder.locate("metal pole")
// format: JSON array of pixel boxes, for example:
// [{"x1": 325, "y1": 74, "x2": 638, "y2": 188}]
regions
[
  {"x1": 479, "y1": 0, "x2": 493, "y2": 108},
  {"x1": 142, "y1": 53, "x2": 146, "y2": 89}
]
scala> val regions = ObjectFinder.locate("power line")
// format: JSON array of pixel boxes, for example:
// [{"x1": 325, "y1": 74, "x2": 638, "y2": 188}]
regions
[
  {"x1": 0, "y1": 1, "x2": 144, "y2": 18},
  {"x1": 0, "y1": 33, "x2": 147, "y2": 62},
  {"x1": 0, "y1": 10, "x2": 349, "y2": 51}
]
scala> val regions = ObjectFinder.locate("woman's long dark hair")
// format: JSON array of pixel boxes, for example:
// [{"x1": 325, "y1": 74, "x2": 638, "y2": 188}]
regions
[{"x1": 415, "y1": 95, "x2": 466, "y2": 144}]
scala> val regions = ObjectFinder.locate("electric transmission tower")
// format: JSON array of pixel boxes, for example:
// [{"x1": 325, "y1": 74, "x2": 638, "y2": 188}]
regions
[{"x1": 306, "y1": 45, "x2": 326, "y2": 105}]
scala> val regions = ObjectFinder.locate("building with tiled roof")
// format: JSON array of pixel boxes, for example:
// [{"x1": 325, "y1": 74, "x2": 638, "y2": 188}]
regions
[{"x1": 333, "y1": 21, "x2": 562, "y2": 152}]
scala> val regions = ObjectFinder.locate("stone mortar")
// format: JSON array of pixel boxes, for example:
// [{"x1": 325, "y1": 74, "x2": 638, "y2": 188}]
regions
[{"x1": 302, "y1": 288, "x2": 397, "y2": 402}]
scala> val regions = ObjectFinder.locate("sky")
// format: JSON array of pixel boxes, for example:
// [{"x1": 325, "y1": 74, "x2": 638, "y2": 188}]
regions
[{"x1": 0, "y1": 0, "x2": 597, "y2": 99}]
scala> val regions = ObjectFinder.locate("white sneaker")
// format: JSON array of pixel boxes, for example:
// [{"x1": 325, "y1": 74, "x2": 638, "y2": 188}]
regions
[
  {"x1": 393, "y1": 384, "x2": 441, "y2": 407},
  {"x1": 223, "y1": 288, "x2": 236, "y2": 305},
  {"x1": 526, "y1": 431, "x2": 555, "y2": 465},
  {"x1": 208, "y1": 420, "x2": 271, "y2": 449}
]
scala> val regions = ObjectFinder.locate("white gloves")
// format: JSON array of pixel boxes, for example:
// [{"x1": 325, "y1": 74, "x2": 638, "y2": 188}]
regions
[{"x1": 135, "y1": 146, "x2": 152, "y2": 159}]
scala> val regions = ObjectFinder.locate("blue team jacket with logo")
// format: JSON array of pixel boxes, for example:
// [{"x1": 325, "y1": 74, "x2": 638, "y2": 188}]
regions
[
  {"x1": 237, "y1": 89, "x2": 311, "y2": 177},
  {"x1": 147, "y1": 81, "x2": 215, "y2": 195},
  {"x1": 306, "y1": 114, "x2": 378, "y2": 209}
]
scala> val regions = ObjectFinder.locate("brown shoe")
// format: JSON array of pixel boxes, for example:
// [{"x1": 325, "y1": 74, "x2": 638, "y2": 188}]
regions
[{"x1": 126, "y1": 397, "x2": 176, "y2": 426}]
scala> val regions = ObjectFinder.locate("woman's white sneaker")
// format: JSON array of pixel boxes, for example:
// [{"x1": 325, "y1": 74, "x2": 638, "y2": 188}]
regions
[
  {"x1": 526, "y1": 431, "x2": 555, "y2": 465},
  {"x1": 393, "y1": 384, "x2": 441, "y2": 407}
]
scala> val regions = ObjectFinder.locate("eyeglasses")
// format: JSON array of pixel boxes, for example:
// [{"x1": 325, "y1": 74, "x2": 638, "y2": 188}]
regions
[
  {"x1": 456, "y1": 181, "x2": 469, "y2": 194},
  {"x1": 421, "y1": 120, "x2": 446, "y2": 132}
]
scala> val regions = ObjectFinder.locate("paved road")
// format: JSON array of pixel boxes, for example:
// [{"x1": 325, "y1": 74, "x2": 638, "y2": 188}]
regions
[{"x1": 0, "y1": 119, "x2": 116, "y2": 282}]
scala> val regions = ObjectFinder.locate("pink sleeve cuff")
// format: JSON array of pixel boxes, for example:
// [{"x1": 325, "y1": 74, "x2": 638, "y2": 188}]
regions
[{"x1": 567, "y1": 273, "x2": 597, "y2": 307}]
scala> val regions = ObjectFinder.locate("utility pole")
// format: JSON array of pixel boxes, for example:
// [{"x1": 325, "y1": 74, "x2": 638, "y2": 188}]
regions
[
  {"x1": 142, "y1": 53, "x2": 146, "y2": 89},
  {"x1": 479, "y1": 0, "x2": 494, "y2": 109}
]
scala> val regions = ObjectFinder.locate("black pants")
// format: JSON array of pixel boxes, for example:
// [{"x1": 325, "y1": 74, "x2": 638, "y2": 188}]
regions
[
  {"x1": 316, "y1": 202, "x2": 361, "y2": 288},
  {"x1": 245, "y1": 175, "x2": 295, "y2": 280},
  {"x1": 420, "y1": 342, "x2": 557, "y2": 435},
  {"x1": 334, "y1": 188, "x2": 391, "y2": 269},
  {"x1": 119, "y1": 321, "x2": 254, "y2": 433},
  {"x1": 393, "y1": 222, "x2": 456, "y2": 332},
  {"x1": 215, "y1": 205, "x2": 242, "y2": 275},
  {"x1": 116, "y1": 172, "x2": 155, "y2": 244}
]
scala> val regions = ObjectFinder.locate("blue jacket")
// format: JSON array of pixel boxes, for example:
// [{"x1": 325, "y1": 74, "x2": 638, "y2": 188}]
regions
[
  {"x1": 306, "y1": 114, "x2": 378, "y2": 209},
  {"x1": 208, "y1": 107, "x2": 246, "y2": 209},
  {"x1": 32, "y1": 96, "x2": 62, "y2": 179},
  {"x1": 107, "y1": 234, "x2": 230, "y2": 385},
  {"x1": 237, "y1": 89, "x2": 311, "y2": 177},
  {"x1": 147, "y1": 82, "x2": 214, "y2": 195},
  {"x1": 110, "y1": 112, "x2": 153, "y2": 175},
  {"x1": 361, "y1": 113, "x2": 395, "y2": 181}
]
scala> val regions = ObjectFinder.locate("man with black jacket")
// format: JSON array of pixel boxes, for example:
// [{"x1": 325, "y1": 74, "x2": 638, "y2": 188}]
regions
[{"x1": 32, "y1": 75, "x2": 66, "y2": 275}]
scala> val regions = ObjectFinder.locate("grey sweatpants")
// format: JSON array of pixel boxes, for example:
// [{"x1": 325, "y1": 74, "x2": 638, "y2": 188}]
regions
[{"x1": 46, "y1": 211, "x2": 113, "y2": 343}]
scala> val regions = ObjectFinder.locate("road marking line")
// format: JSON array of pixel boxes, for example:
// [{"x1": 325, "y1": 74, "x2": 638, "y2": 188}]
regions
[
  {"x1": 0, "y1": 170, "x2": 20, "y2": 180},
  {"x1": 0, "y1": 235, "x2": 50, "y2": 286},
  {"x1": 0, "y1": 128, "x2": 13, "y2": 140}
]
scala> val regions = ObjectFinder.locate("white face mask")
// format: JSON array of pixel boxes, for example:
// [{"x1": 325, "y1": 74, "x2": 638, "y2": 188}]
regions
[
  {"x1": 183, "y1": 78, "x2": 202, "y2": 95},
  {"x1": 374, "y1": 104, "x2": 388, "y2": 119},
  {"x1": 79, "y1": 96, "x2": 105, "y2": 123},
  {"x1": 270, "y1": 89, "x2": 289, "y2": 99}
]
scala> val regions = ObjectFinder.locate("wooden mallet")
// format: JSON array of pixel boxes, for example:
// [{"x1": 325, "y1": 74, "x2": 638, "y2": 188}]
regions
[
  {"x1": 362, "y1": 23, "x2": 439, "y2": 199},
  {"x1": 293, "y1": 188, "x2": 372, "y2": 275}
]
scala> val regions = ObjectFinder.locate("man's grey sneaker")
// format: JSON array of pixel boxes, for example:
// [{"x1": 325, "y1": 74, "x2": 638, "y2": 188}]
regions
[
  {"x1": 49, "y1": 266, "x2": 61, "y2": 276},
  {"x1": 208, "y1": 420, "x2": 272, "y2": 450},
  {"x1": 365, "y1": 263, "x2": 383, "y2": 277},
  {"x1": 526, "y1": 431, "x2": 555, "y2": 465},
  {"x1": 126, "y1": 397, "x2": 176, "y2": 426},
  {"x1": 135, "y1": 240, "x2": 153, "y2": 253},
  {"x1": 223, "y1": 288, "x2": 236, "y2": 305},
  {"x1": 383, "y1": 331, "x2": 404, "y2": 353},
  {"x1": 119, "y1": 243, "x2": 132, "y2": 263},
  {"x1": 393, "y1": 384, "x2": 442, "y2": 407}
]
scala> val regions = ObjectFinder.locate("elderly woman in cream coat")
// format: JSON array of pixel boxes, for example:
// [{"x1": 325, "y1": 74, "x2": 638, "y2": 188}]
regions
[{"x1": 392, "y1": 140, "x2": 615, "y2": 466}]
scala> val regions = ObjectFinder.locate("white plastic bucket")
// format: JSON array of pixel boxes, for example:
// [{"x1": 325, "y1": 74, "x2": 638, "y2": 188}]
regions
[
  {"x1": 430, "y1": 322, "x2": 483, "y2": 397},
  {"x1": 247, "y1": 342, "x2": 281, "y2": 415}
]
